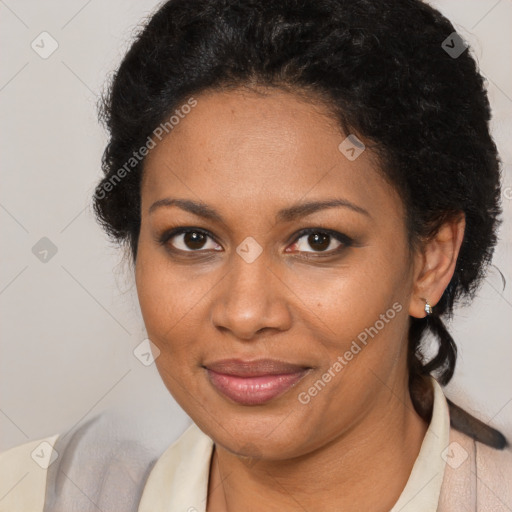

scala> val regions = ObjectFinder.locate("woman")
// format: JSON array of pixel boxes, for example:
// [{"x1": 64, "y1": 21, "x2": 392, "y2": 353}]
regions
[{"x1": 1, "y1": 0, "x2": 510, "y2": 510}]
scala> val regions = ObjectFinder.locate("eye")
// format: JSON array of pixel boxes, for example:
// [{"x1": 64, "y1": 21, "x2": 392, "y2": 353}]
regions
[
  {"x1": 158, "y1": 226, "x2": 353, "y2": 256},
  {"x1": 287, "y1": 228, "x2": 352, "y2": 254},
  {"x1": 159, "y1": 228, "x2": 222, "y2": 252}
]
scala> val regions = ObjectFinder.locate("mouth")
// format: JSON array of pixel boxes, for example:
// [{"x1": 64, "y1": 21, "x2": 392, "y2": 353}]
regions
[{"x1": 203, "y1": 358, "x2": 312, "y2": 406}]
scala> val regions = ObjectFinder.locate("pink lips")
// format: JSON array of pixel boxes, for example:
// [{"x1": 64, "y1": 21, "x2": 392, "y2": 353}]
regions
[{"x1": 204, "y1": 358, "x2": 310, "y2": 406}]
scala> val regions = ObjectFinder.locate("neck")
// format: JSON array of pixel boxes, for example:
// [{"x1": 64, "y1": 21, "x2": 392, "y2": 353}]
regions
[{"x1": 207, "y1": 378, "x2": 429, "y2": 512}]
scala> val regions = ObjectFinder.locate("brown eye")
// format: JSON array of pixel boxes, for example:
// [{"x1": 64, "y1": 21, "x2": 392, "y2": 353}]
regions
[
  {"x1": 306, "y1": 232, "x2": 331, "y2": 251},
  {"x1": 183, "y1": 231, "x2": 207, "y2": 249},
  {"x1": 293, "y1": 231, "x2": 342, "y2": 253},
  {"x1": 164, "y1": 229, "x2": 222, "y2": 252}
]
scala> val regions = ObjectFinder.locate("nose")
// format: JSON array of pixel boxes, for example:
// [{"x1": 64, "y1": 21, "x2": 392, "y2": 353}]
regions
[{"x1": 210, "y1": 249, "x2": 293, "y2": 340}]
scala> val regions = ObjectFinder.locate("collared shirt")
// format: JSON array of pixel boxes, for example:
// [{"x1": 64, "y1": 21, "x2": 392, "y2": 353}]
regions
[
  {"x1": 1, "y1": 377, "x2": 511, "y2": 511},
  {"x1": 136, "y1": 377, "x2": 449, "y2": 512}
]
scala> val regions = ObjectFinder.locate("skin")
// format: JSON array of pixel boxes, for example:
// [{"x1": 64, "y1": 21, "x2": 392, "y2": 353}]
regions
[{"x1": 135, "y1": 87, "x2": 465, "y2": 512}]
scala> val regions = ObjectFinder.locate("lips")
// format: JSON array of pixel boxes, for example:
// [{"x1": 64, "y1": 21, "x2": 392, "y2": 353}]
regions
[{"x1": 204, "y1": 358, "x2": 311, "y2": 406}]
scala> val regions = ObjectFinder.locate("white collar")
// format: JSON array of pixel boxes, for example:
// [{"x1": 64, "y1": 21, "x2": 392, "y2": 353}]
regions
[
  {"x1": 390, "y1": 377, "x2": 450, "y2": 511},
  {"x1": 138, "y1": 377, "x2": 450, "y2": 512}
]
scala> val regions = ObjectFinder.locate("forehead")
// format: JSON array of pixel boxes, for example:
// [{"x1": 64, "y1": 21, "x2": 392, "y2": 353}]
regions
[{"x1": 141, "y1": 88, "x2": 400, "y2": 223}]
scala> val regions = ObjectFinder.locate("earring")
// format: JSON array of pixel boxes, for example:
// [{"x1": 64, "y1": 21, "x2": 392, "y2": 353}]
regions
[{"x1": 424, "y1": 299, "x2": 433, "y2": 315}]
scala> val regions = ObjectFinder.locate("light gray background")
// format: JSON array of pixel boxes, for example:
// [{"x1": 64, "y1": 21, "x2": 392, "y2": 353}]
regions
[{"x1": 1, "y1": 0, "x2": 511, "y2": 452}]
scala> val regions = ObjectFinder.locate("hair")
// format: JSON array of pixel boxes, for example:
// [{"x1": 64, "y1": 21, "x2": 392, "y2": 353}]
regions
[{"x1": 93, "y1": 0, "x2": 505, "y2": 447}]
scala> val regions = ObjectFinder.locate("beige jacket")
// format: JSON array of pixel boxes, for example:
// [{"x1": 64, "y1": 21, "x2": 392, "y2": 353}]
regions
[{"x1": 0, "y1": 378, "x2": 511, "y2": 511}]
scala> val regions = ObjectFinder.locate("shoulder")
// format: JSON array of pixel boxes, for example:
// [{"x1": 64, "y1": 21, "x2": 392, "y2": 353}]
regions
[
  {"x1": 473, "y1": 434, "x2": 512, "y2": 509},
  {"x1": 0, "y1": 433, "x2": 60, "y2": 512},
  {"x1": 0, "y1": 409, "x2": 181, "y2": 512},
  {"x1": 439, "y1": 426, "x2": 512, "y2": 511}
]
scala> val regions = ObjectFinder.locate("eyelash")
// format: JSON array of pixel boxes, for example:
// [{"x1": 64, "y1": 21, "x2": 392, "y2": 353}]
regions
[{"x1": 157, "y1": 226, "x2": 354, "y2": 258}]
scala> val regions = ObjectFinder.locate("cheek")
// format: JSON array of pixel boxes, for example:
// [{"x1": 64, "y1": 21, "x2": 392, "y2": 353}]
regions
[
  {"x1": 296, "y1": 246, "x2": 410, "y2": 347},
  {"x1": 135, "y1": 239, "x2": 199, "y2": 352},
  {"x1": 135, "y1": 245, "x2": 207, "y2": 408},
  {"x1": 292, "y1": 240, "x2": 412, "y2": 405},
  {"x1": 292, "y1": 276, "x2": 410, "y2": 442}
]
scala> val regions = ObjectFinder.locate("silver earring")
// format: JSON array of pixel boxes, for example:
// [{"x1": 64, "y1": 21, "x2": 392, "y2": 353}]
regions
[{"x1": 424, "y1": 299, "x2": 433, "y2": 315}]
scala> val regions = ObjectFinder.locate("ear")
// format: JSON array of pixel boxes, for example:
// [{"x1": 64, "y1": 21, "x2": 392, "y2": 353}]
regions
[{"x1": 409, "y1": 213, "x2": 466, "y2": 318}]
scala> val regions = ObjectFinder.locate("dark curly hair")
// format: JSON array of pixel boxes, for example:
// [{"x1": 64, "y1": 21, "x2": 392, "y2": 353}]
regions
[{"x1": 93, "y1": 0, "x2": 505, "y2": 447}]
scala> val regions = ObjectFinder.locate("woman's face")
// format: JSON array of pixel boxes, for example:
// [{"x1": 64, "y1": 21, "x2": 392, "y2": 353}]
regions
[{"x1": 136, "y1": 87, "x2": 417, "y2": 459}]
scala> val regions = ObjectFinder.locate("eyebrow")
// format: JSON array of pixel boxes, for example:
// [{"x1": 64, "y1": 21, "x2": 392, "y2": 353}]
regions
[{"x1": 148, "y1": 197, "x2": 370, "y2": 222}]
